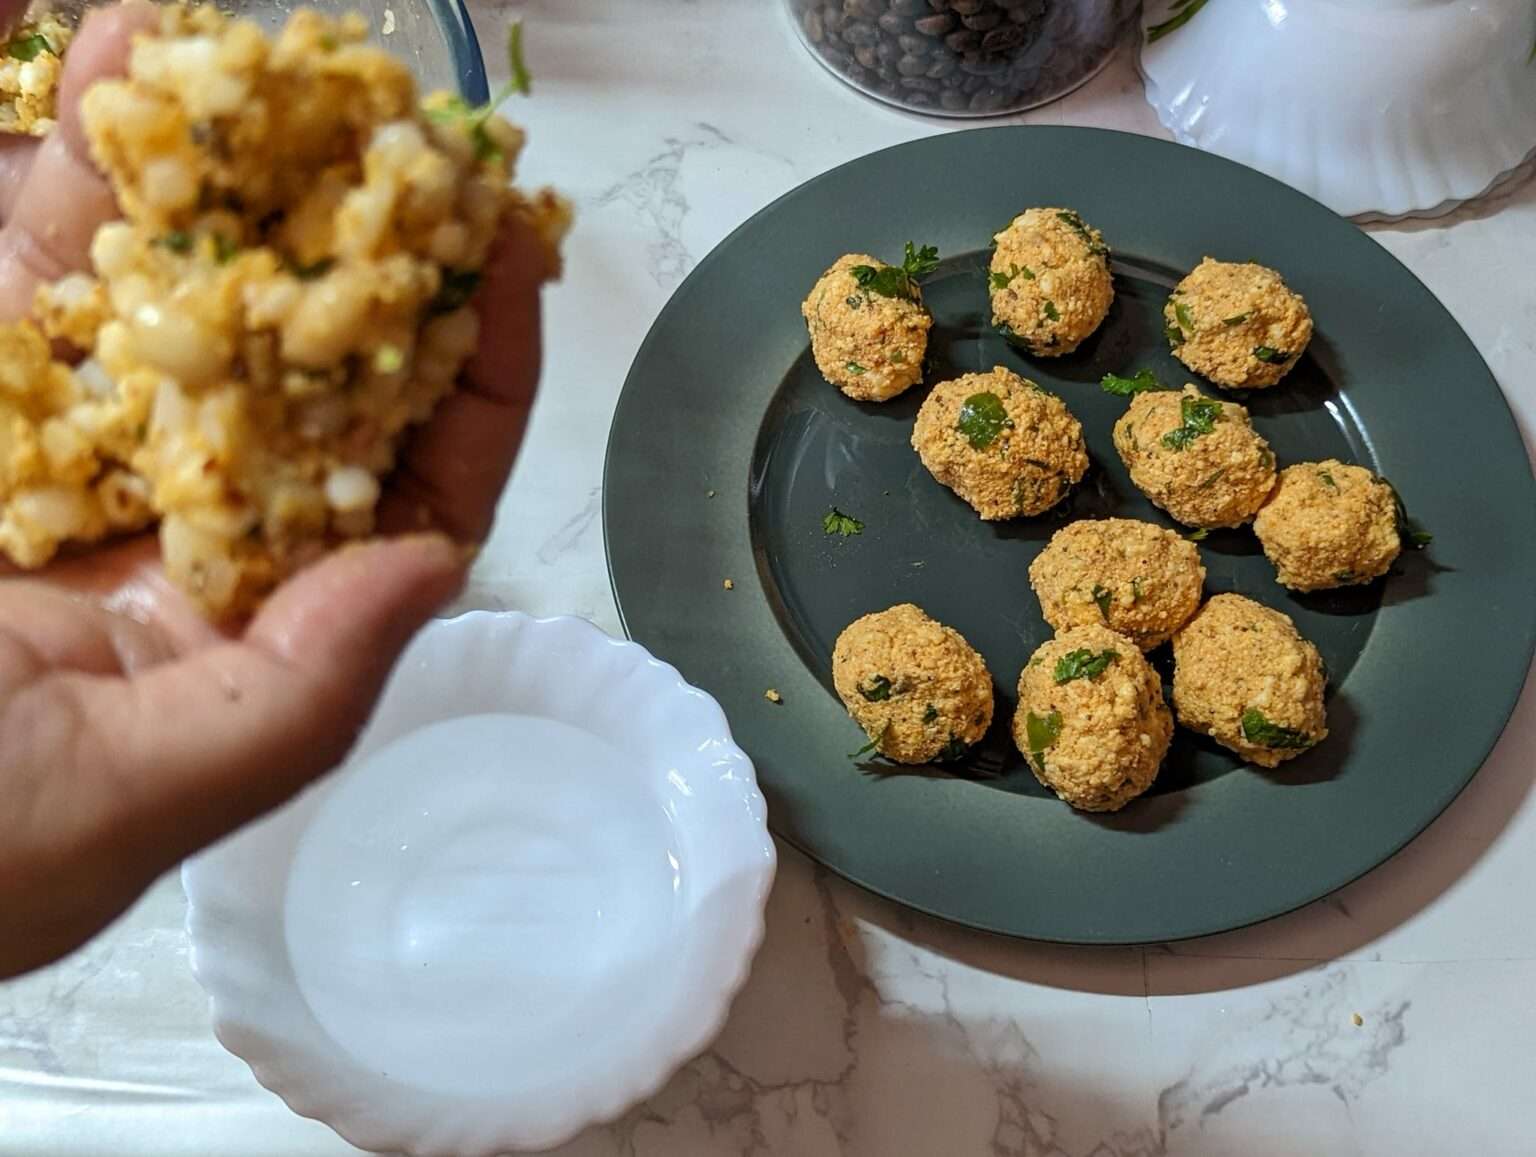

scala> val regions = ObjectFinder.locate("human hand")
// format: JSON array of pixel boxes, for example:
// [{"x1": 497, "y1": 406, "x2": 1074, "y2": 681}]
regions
[{"x1": 0, "y1": 1, "x2": 545, "y2": 977}]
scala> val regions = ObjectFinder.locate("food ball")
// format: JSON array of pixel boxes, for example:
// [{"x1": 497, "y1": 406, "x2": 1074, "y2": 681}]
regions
[
  {"x1": 1165, "y1": 258, "x2": 1313, "y2": 389},
  {"x1": 832, "y1": 603, "x2": 993, "y2": 765},
  {"x1": 1172, "y1": 593, "x2": 1329, "y2": 768},
  {"x1": 1013, "y1": 624, "x2": 1173, "y2": 812},
  {"x1": 801, "y1": 253, "x2": 932, "y2": 402},
  {"x1": 1112, "y1": 385, "x2": 1277, "y2": 528},
  {"x1": 1029, "y1": 518, "x2": 1206, "y2": 651},
  {"x1": 1252, "y1": 460, "x2": 1402, "y2": 591},
  {"x1": 912, "y1": 366, "x2": 1088, "y2": 520},
  {"x1": 989, "y1": 207, "x2": 1113, "y2": 357}
]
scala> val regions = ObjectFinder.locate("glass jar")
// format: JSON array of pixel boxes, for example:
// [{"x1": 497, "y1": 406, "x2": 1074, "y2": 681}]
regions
[{"x1": 785, "y1": 0, "x2": 1140, "y2": 117}]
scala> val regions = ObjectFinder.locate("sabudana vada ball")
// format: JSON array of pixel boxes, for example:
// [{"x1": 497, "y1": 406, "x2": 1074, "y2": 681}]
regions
[
  {"x1": 1113, "y1": 384, "x2": 1277, "y2": 528},
  {"x1": 1172, "y1": 593, "x2": 1329, "y2": 769},
  {"x1": 912, "y1": 366, "x2": 1088, "y2": 520},
  {"x1": 1253, "y1": 460, "x2": 1402, "y2": 591},
  {"x1": 1013, "y1": 624, "x2": 1173, "y2": 812},
  {"x1": 833, "y1": 603, "x2": 993, "y2": 765},
  {"x1": 801, "y1": 252, "x2": 932, "y2": 402},
  {"x1": 1165, "y1": 258, "x2": 1313, "y2": 389},
  {"x1": 989, "y1": 207, "x2": 1113, "y2": 357},
  {"x1": 1029, "y1": 518, "x2": 1206, "y2": 651}
]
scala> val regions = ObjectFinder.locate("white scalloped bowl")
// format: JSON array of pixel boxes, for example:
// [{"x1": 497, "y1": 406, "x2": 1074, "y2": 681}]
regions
[
  {"x1": 1139, "y1": 0, "x2": 1536, "y2": 220},
  {"x1": 183, "y1": 612, "x2": 775, "y2": 1155}
]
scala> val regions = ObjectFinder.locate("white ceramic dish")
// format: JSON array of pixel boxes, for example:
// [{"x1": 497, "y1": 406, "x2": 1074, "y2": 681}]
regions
[
  {"x1": 1138, "y1": 0, "x2": 1536, "y2": 221},
  {"x1": 183, "y1": 612, "x2": 775, "y2": 1156}
]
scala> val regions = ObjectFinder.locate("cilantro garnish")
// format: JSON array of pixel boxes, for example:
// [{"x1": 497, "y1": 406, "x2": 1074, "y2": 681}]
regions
[
  {"x1": 1091, "y1": 583, "x2": 1112, "y2": 620},
  {"x1": 859, "y1": 675, "x2": 893, "y2": 702},
  {"x1": 823, "y1": 507, "x2": 864, "y2": 537},
  {"x1": 990, "y1": 263, "x2": 1034, "y2": 289},
  {"x1": 1042, "y1": 300, "x2": 1061, "y2": 322},
  {"x1": 1161, "y1": 394, "x2": 1223, "y2": 450},
  {"x1": 1222, "y1": 313, "x2": 1250, "y2": 326},
  {"x1": 1101, "y1": 369, "x2": 1166, "y2": 397},
  {"x1": 1055, "y1": 210, "x2": 1108, "y2": 256},
  {"x1": 955, "y1": 392, "x2": 1012, "y2": 450},
  {"x1": 1387, "y1": 480, "x2": 1433, "y2": 549},
  {"x1": 1240, "y1": 708, "x2": 1314, "y2": 750},
  {"x1": 155, "y1": 231, "x2": 194, "y2": 254},
  {"x1": 1024, "y1": 710, "x2": 1062, "y2": 774},
  {"x1": 846, "y1": 361, "x2": 867, "y2": 375},
  {"x1": 1253, "y1": 345, "x2": 1291, "y2": 364},
  {"x1": 422, "y1": 22, "x2": 533, "y2": 163},
  {"x1": 1053, "y1": 649, "x2": 1118, "y2": 684},
  {"x1": 849, "y1": 242, "x2": 940, "y2": 303}
]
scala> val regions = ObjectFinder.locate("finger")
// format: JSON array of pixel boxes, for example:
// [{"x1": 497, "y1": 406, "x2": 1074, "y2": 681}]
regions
[
  {"x1": 0, "y1": 0, "x2": 157, "y2": 321},
  {"x1": 0, "y1": 136, "x2": 41, "y2": 223},
  {"x1": 377, "y1": 215, "x2": 545, "y2": 542},
  {"x1": 56, "y1": 535, "x2": 465, "y2": 860},
  {"x1": 0, "y1": 578, "x2": 176, "y2": 682}
]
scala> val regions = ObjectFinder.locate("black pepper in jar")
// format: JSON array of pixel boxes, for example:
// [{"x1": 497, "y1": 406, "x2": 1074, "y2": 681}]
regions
[{"x1": 788, "y1": 0, "x2": 1139, "y2": 116}]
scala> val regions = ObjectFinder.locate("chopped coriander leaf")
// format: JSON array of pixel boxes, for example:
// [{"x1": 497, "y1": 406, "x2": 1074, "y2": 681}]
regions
[
  {"x1": 955, "y1": 391, "x2": 1013, "y2": 450},
  {"x1": 1334, "y1": 571, "x2": 1356, "y2": 582},
  {"x1": 849, "y1": 242, "x2": 939, "y2": 303},
  {"x1": 822, "y1": 507, "x2": 864, "y2": 537},
  {"x1": 1387, "y1": 480, "x2": 1433, "y2": 549},
  {"x1": 989, "y1": 263, "x2": 1034, "y2": 289},
  {"x1": 1055, "y1": 210, "x2": 1108, "y2": 256},
  {"x1": 844, "y1": 294, "x2": 863, "y2": 309},
  {"x1": 373, "y1": 345, "x2": 405, "y2": 374},
  {"x1": 848, "y1": 723, "x2": 889, "y2": 760},
  {"x1": 1222, "y1": 313, "x2": 1250, "y2": 326},
  {"x1": 5, "y1": 33, "x2": 52, "y2": 62},
  {"x1": 846, "y1": 361, "x2": 867, "y2": 375},
  {"x1": 428, "y1": 269, "x2": 482, "y2": 315},
  {"x1": 1253, "y1": 345, "x2": 1290, "y2": 364},
  {"x1": 1041, "y1": 300, "x2": 1061, "y2": 322},
  {"x1": 1161, "y1": 394, "x2": 1223, "y2": 450},
  {"x1": 858, "y1": 675, "x2": 893, "y2": 702},
  {"x1": 1130, "y1": 577, "x2": 1144, "y2": 602},
  {"x1": 1196, "y1": 467, "x2": 1226, "y2": 491},
  {"x1": 922, "y1": 704, "x2": 939, "y2": 724},
  {"x1": 1318, "y1": 470, "x2": 1338, "y2": 490},
  {"x1": 1053, "y1": 648, "x2": 1118, "y2": 684},
  {"x1": 212, "y1": 234, "x2": 240, "y2": 264},
  {"x1": 1024, "y1": 710, "x2": 1062, "y2": 774},
  {"x1": 937, "y1": 736, "x2": 969, "y2": 762},
  {"x1": 1147, "y1": 0, "x2": 1209, "y2": 42},
  {"x1": 1164, "y1": 322, "x2": 1185, "y2": 346},
  {"x1": 1185, "y1": 527, "x2": 1209, "y2": 542},
  {"x1": 156, "y1": 231, "x2": 194, "y2": 254},
  {"x1": 1173, "y1": 301, "x2": 1196, "y2": 335},
  {"x1": 1240, "y1": 708, "x2": 1314, "y2": 750},
  {"x1": 1101, "y1": 368, "x2": 1166, "y2": 396},
  {"x1": 290, "y1": 256, "x2": 335, "y2": 280},
  {"x1": 506, "y1": 19, "x2": 533, "y2": 96},
  {"x1": 1091, "y1": 583, "x2": 1112, "y2": 620},
  {"x1": 889, "y1": 349, "x2": 907, "y2": 364}
]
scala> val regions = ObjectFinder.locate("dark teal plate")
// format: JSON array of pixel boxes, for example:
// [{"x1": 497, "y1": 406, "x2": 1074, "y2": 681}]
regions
[{"x1": 603, "y1": 127, "x2": 1536, "y2": 943}]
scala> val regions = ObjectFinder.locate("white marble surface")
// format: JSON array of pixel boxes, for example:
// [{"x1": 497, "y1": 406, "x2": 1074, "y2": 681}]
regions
[{"x1": 4, "y1": 3, "x2": 1535, "y2": 1154}]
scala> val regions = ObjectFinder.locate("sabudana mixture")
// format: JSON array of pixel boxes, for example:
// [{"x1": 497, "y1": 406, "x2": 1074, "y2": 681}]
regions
[
  {"x1": 0, "y1": 7, "x2": 571, "y2": 614},
  {"x1": 1113, "y1": 384, "x2": 1277, "y2": 528},
  {"x1": 0, "y1": 11, "x2": 71, "y2": 136},
  {"x1": 1165, "y1": 258, "x2": 1313, "y2": 389},
  {"x1": 1029, "y1": 517, "x2": 1205, "y2": 651},
  {"x1": 1013, "y1": 623, "x2": 1173, "y2": 812},
  {"x1": 1253, "y1": 459, "x2": 1402, "y2": 591},
  {"x1": 912, "y1": 365, "x2": 1088, "y2": 520},
  {"x1": 832, "y1": 603, "x2": 993, "y2": 765},
  {"x1": 801, "y1": 245, "x2": 936, "y2": 402},
  {"x1": 989, "y1": 207, "x2": 1112, "y2": 357},
  {"x1": 1172, "y1": 593, "x2": 1329, "y2": 768}
]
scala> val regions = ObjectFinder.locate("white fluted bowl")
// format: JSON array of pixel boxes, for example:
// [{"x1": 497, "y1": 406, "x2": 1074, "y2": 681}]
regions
[
  {"x1": 183, "y1": 612, "x2": 775, "y2": 1155},
  {"x1": 1139, "y1": 0, "x2": 1536, "y2": 220}
]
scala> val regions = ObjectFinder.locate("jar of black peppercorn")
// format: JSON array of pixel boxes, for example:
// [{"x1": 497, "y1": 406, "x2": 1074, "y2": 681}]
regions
[{"x1": 785, "y1": 0, "x2": 1140, "y2": 116}]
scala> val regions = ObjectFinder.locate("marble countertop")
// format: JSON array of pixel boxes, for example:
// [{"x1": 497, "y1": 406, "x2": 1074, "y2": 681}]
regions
[{"x1": 4, "y1": 2, "x2": 1534, "y2": 1154}]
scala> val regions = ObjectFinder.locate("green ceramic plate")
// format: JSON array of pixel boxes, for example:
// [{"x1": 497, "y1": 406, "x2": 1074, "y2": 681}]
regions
[{"x1": 603, "y1": 127, "x2": 1536, "y2": 943}]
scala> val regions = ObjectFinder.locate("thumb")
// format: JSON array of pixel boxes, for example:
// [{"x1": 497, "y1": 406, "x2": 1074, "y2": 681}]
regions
[{"x1": 79, "y1": 535, "x2": 466, "y2": 860}]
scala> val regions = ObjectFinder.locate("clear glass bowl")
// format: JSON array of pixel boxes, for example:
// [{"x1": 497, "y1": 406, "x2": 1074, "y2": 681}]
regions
[
  {"x1": 67, "y1": 0, "x2": 489, "y2": 101},
  {"x1": 784, "y1": 0, "x2": 1140, "y2": 117}
]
